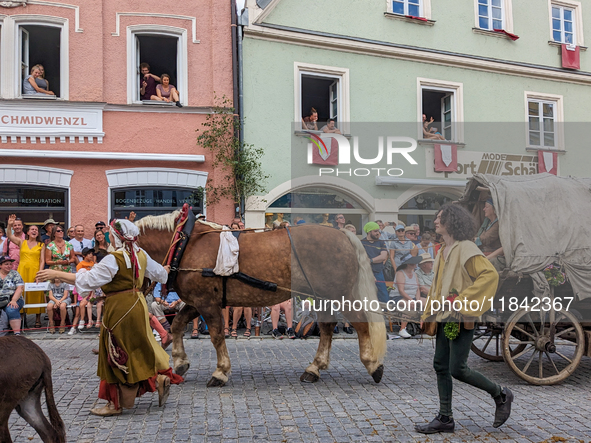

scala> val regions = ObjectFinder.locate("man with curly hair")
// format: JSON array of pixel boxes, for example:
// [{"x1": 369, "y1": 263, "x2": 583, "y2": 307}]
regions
[{"x1": 415, "y1": 204, "x2": 513, "y2": 434}]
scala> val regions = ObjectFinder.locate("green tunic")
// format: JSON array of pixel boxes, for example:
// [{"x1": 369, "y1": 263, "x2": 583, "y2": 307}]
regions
[{"x1": 97, "y1": 250, "x2": 169, "y2": 385}]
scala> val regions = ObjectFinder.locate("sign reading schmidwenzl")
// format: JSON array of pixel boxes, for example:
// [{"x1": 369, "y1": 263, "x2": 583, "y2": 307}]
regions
[{"x1": 425, "y1": 147, "x2": 539, "y2": 179}]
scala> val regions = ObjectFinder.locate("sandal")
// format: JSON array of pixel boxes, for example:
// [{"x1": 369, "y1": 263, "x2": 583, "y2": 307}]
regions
[
  {"x1": 35, "y1": 321, "x2": 42, "y2": 329},
  {"x1": 243, "y1": 328, "x2": 251, "y2": 338},
  {"x1": 231, "y1": 329, "x2": 238, "y2": 338},
  {"x1": 224, "y1": 328, "x2": 230, "y2": 338},
  {"x1": 191, "y1": 328, "x2": 199, "y2": 339}
]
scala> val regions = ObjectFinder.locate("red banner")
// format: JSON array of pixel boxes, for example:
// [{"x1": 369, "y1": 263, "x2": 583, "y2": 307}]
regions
[
  {"x1": 538, "y1": 151, "x2": 558, "y2": 175},
  {"x1": 434, "y1": 144, "x2": 457, "y2": 172}
]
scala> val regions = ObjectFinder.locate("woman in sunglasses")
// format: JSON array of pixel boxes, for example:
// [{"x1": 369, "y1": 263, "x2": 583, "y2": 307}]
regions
[{"x1": 45, "y1": 225, "x2": 76, "y2": 272}]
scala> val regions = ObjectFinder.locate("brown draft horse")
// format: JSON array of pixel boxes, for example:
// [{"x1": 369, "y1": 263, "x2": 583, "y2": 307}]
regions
[
  {"x1": 136, "y1": 212, "x2": 387, "y2": 387},
  {"x1": 0, "y1": 336, "x2": 66, "y2": 443}
]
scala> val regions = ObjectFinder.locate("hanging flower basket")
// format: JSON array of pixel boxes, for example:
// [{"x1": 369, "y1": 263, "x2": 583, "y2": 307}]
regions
[{"x1": 543, "y1": 264, "x2": 566, "y2": 287}]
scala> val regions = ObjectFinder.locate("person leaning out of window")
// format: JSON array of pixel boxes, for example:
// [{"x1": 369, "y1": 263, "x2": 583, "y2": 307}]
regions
[
  {"x1": 152, "y1": 74, "x2": 182, "y2": 108},
  {"x1": 23, "y1": 65, "x2": 55, "y2": 96}
]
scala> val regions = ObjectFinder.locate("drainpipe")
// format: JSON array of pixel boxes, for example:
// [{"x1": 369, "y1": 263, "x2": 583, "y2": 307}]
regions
[
  {"x1": 231, "y1": 0, "x2": 241, "y2": 219},
  {"x1": 237, "y1": 5, "x2": 248, "y2": 220}
]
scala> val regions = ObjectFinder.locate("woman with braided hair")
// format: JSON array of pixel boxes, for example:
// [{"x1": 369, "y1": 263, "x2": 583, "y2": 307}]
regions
[{"x1": 38, "y1": 219, "x2": 183, "y2": 416}]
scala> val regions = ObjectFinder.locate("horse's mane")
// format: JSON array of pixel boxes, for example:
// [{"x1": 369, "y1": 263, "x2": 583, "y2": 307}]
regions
[
  {"x1": 135, "y1": 210, "x2": 225, "y2": 232},
  {"x1": 135, "y1": 210, "x2": 181, "y2": 232},
  {"x1": 197, "y1": 219, "x2": 224, "y2": 230}
]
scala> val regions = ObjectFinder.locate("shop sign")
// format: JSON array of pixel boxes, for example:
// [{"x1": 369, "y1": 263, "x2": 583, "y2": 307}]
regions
[
  {"x1": 0, "y1": 188, "x2": 66, "y2": 207},
  {"x1": 425, "y1": 148, "x2": 540, "y2": 179},
  {"x1": 114, "y1": 197, "x2": 197, "y2": 206},
  {"x1": 112, "y1": 189, "x2": 202, "y2": 208},
  {"x1": 0, "y1": 102, "x2": 104, "y2": 140}
]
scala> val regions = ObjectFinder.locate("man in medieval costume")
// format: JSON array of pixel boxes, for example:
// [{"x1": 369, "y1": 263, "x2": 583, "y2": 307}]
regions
[
  {"x1": 38, "y1": 219, "x2": 183, "y2": 416},
  {"x1": 415, "y1": 204, "x2": 513, "y2": 434}
]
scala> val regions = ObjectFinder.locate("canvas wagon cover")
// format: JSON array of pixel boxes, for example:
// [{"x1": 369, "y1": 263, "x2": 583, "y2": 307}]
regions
[{"x1": 459, "y1": 173, "x2": 591, "y2": 301}]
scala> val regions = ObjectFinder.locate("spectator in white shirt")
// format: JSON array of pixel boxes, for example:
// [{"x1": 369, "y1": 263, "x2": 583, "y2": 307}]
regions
[{"x1": 71, "y1": 225, "x2": 93, "y2": 264}]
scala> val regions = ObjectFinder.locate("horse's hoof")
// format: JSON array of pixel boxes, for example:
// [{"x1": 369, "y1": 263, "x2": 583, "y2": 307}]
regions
[
  {"x1": 206, "y1": 377, "x2": 226, "y2": 388},
  {"x1": 300, "y1": 371, "x2": 319, "y2": 383},
  {"x1": 175, "y1": 363, "x2": 190, "y2": 377},
  {"x1": 371, "y1": 364, "x2": 384, "y2": 383}
]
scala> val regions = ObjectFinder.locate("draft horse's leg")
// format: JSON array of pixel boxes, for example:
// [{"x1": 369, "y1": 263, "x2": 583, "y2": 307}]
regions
[
  {"x1": 350, "y1": 321, "x2": 384, "y2": 383},
  {"x1": 301, "y1": 321, "x2": 337, "y2": 383},
  {"x1": 200, "y1": 306, "x2": 232, "y2": 387},
  {"x1": 171, "y1": 304, "x2": 199, "y2": 376}
]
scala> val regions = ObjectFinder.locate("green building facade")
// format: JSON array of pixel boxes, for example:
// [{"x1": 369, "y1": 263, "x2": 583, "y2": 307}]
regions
[{"x1": 242, "y1": 0, "x2": 591, "y2": 231}]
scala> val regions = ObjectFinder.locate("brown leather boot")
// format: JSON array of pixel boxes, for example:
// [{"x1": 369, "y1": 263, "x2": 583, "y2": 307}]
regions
[
  {"x1": 156, "y1": 374, "x2": 170, "y2": 407},
  {"x1": 90, "y1": 402, "x2": 122, "y2": 417}
]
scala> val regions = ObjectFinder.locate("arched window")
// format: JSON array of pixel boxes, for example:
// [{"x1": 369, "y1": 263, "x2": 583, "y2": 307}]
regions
[
  {"x1": 398, "y1": 192, "x2": 456, "y2": 232},
  {"x1": 267, "y1": 187, "x2": 368, "y2": 234}
]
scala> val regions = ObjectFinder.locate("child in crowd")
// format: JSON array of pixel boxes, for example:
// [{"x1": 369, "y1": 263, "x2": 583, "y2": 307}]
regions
[
  {"x1": 67, "y1": 286, "x2": 84, "y2": 335},
  {"x1": 46, "y1": 278, "x2": 70, "y2": 334},
  {"x1": 77, "y1": 248, "x2": 96, "y2": 329}
]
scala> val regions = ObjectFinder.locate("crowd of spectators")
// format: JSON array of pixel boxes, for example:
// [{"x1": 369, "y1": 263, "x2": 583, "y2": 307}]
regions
[
  {"x1": 0, "y1": 215, "x2": 121, "y2": 337},
  {"x1": 3, "y1": 205, "x2": 504, "y2": 341}
]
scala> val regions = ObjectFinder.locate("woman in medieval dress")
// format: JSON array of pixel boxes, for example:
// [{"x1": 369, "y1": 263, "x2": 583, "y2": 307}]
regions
[{"x1": 37, "y1": 219, "x2": 183, "y2": 416}]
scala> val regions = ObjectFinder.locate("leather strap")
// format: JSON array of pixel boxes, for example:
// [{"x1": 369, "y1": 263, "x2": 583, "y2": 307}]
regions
[{"x1": 285, "y1": 226, "x2": 317, "y2": 299}]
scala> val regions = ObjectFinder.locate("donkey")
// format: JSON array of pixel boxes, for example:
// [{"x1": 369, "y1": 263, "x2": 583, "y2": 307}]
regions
[{"x1": 0, "y1": 336, "x2": 66, "y2": 443}]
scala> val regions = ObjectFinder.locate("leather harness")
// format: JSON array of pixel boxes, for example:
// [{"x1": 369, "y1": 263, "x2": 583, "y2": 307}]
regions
[{"x1": 163, "y1": 204, "x2": 279, "y2": 308}]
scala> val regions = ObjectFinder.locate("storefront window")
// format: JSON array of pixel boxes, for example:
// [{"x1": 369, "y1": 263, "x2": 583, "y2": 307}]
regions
[
  {"x1": 111, "y1": 188, "x2": 203, "y2": 221},
  {"x1": 267, "y1": 187, "x2": 367, "y2": 234},
  {"x1": 0, "y1": 186, "x2": 68, "y2": 229},
  {"x1": 398, "y1": 192, "x2": 456, "y2": 232}
]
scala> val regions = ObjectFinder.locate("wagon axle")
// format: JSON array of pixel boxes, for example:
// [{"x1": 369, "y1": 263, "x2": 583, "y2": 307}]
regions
[{"x1": 535, "y1": 336, "x2": 556, "y2": 354}]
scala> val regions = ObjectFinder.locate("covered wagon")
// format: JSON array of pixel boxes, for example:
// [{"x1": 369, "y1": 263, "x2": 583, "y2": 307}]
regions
[{"x1": 458, "y1": 173, "x2": 591, "y2": 385}]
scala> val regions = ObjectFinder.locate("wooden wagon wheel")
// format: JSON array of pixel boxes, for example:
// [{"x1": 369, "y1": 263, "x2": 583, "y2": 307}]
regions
[
  {"x1": 502, "y1": 307, "x2": 585, "y2": 385},
  {"x1": 471, "y1": 322, "x2": 527, "y2": 362}
]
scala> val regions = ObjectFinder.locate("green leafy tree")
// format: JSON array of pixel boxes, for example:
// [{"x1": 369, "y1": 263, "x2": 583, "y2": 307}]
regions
[{"x1": 196, "y1": 97, "x2": 268, "y2": 210}]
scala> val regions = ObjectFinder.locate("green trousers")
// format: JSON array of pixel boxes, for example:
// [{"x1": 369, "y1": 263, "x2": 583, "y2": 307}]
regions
[{"x1": 434, "y1": 323, "x2": 502, "y2": 417}]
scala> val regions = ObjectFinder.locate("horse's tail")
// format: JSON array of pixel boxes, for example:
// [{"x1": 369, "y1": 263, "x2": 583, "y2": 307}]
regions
[
  {"x1": 342, "y1": 230, "x2": 387, "y2": 364},
  {"x1": 41, "y1": 357, "x2": 67, "y2": 443}
]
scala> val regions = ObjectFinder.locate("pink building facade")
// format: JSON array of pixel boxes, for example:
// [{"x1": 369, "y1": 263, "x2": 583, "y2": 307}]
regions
[{"x1": 0, "y1": 0, "x2": 234, "y2": 232}]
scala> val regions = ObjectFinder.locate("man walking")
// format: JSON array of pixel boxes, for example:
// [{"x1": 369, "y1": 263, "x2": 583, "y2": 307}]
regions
[
  {"x1": 361, "y1": 222, "x2": 389, "y2": 303},
  {"x1": 416, "y1": 204, "x2": 512, "y2": 434}
]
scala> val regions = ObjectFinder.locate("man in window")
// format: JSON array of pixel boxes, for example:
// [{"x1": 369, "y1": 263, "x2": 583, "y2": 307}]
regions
[
  {"x1": 139, "y1": 63, "x2": 161, "y2": 101},
  {"x1": 321, "y1": 118, "x2": 341, "y2": 134}
]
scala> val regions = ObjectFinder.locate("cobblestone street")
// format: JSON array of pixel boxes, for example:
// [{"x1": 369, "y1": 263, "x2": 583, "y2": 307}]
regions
[{"x1": 7, "y1": 334, "x2": 591, "y2": 443}]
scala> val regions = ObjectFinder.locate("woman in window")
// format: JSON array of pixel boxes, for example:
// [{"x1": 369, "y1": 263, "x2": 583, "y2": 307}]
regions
[
  {"x1": 152, "y1": 74, "x2": 182, "y2": 107},
  {"x1": 302, "y1": 107, "x2": 319, "y2": 131},
  {"x1": 422, "y1": 114, "x2": 445, "y2": 140},
  {"x1": 32, "y1": 64, "x2": 50, "y2": 92},
  {"x1": 23, "y1": 66, "x2": 55, "y2": 96}
]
